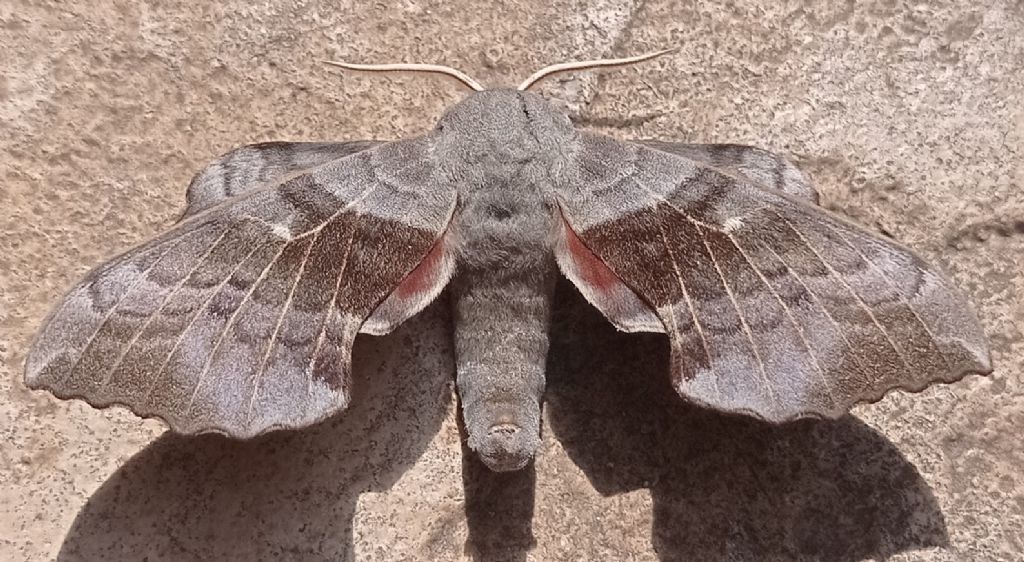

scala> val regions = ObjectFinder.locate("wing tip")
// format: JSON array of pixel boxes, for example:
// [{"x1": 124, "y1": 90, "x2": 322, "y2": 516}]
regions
[
  {"x1": 23, "y1": 349, "x2": 71, "y2": 391},
  {"x1": 22, "y1": 362, "x2": 44, "y2": 389}
]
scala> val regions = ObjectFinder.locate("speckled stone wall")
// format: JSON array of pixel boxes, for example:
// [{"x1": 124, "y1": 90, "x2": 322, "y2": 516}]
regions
[{"x1": 2, "y1": 1, "x2": 1021, "y2": 560}]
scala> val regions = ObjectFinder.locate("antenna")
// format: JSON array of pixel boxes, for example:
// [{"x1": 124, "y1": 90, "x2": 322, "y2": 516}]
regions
[
  {"x1": 323, "y1": 48, "x2": 677, "y2": 93},
  {"x1": 517, "y1": 48, "x2": 677, "y2": 91},
  {"x1": 321, "y1": 60, "x2": 485, "y2": 92}
]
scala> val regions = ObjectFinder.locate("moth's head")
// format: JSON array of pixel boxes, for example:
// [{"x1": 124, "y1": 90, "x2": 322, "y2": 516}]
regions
[{"x1": 434, "y1": 89, "x2": 574, "y2": 157}]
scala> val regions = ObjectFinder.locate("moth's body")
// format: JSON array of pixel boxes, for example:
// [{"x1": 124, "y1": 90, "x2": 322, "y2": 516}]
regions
[
  {"x1": 25, "y1": 82, "x2": 990, "y2": 473},
  {"x1": 443, "y1": 91, "x2": 566, "y2": 470}
]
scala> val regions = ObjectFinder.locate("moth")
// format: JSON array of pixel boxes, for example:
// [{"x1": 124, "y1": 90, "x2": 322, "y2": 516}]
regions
[{"x1": 25, "y1": 51, "x2": 991, "y2": 472}]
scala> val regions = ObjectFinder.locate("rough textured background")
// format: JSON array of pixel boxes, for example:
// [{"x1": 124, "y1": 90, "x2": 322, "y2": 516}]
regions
[{"x1": 2, "y1": 1, "x2": 1022, "y2": 560}]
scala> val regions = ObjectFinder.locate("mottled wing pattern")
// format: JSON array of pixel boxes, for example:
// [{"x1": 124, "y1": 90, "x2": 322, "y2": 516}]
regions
[
  {"x1": 639, "y1": 141, "x2": 819, "y2": 203},
  {"x1": 184, "y1": 140, "x2": 382, "y2": 218},
  {"x1": 554, "y1": 142, "x2": 818, "y2": 333},
  {"x1": 554, "y1": 133, "x2": 991, "y2": 421},
  {"x1": 182, "y1": 140, "x2": 457, "y2": 335},
  {"x1": 25, "y1": 138, "x2": 455, "y2": 437}
]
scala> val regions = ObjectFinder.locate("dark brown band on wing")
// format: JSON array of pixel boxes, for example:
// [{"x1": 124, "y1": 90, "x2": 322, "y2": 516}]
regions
[{"x1": 580, "y1": 205, "x2": 713, "y2": 378}]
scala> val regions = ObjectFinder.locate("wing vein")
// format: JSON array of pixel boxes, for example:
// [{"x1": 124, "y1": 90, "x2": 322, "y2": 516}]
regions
[
  {"x1": 98, "y1": 229, "x2": 230, "y2": 387},
  {"x1": 654, "y1": 216, "x2": 715, "y2": 382},
  {"x1": 665, "y1": 299, "x2": 721, "y2": 400},
  {"x1": 696, "y1": 224, "x2": 779, "y2": 409},
  {"x1": 725, "y1": 231, "x2": 838, "y2": 405},
  {"x1": 142, "y1": 241, "x2": 272, "y2": 402},
  {"x1": 247, "y1": 234, "x2": 318, "y2": 420},
  {"x1": 763, "y1": 246, "x2": 872, "y2": 382},
  {"x1": 306, "y1": 221, "x2": 357, "y2": 398},
  {"x1": 182, "y1": 183, "x2": 378, "y2": 414},
  {"x1": 824, "y1": 223, "x2": 953, "y2": 371},
  {"x1": 293, "y1": 184, "x2": 379, "y2": 240},
  {"x1": 185, "y1": 240, "x2": 290, "y2": 413},
  {"x1": 59, "y1": 227, "x2": 208, "y2": 385},
  {"x1": 775, "y1": 213, "x2": 913, "y2": 371}
]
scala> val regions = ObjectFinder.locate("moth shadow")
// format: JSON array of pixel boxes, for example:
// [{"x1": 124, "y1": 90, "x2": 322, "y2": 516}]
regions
[
  {"x1": 55, "y1": 304, "x2": 454, "y2": 562},
  {"x1": 545, "y1": 280, "x2": 949, "y2": 562}
]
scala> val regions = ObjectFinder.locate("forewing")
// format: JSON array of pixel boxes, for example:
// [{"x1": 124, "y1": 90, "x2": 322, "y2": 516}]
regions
[
  {"x1": 554, "y1": 133, "x2": 991, "y2": 421},
  {"x1": 25, "y1": 137, "x2": 455, "y2": 437},
  {"x1": 184, "y1": 141, "x2": 382, "y2": 218},
  {"x1": 555, "y1": 142, "x2": 818, "y2": 333}
]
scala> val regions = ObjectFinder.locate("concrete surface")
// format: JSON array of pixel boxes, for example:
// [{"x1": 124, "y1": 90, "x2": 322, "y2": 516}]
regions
[{"x1": 1, "y1": 1, "x2": 1022, "y2": 560}]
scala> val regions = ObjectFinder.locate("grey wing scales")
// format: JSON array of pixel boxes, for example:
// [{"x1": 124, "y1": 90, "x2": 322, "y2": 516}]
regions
[
  {"x1": 184, "y1": 141, "x2": 382, "y2": 218},
  {"x1": 25, "y1": 138, "x2": 454, "y2": 437},
  {"x1": 639, "y1": 141, "x2": 818, "y2": 203},
  {"x1": 552, "y1": 141, "x2": 818, "y2": 334},
  {"x1": 554, "y1": 132, "x2": 991, "y2": 422}
]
